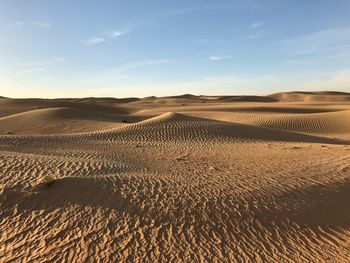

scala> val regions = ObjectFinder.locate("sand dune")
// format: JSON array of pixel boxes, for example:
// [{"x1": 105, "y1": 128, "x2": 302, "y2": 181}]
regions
[
  {"x1": 269, "y1": 91, "x2": 350, "y2": 102},
  {"x1": 0, "y1": 107, "x2": 131, "y2": 135},
  {"x1": 0, "y1": 97, "x2": 130, "y2": 118},
  {"x1": 216, "y1": 95, "x2": 278, "y2": 102},
  {"x1": 88, "y1": 112, "x2": 347, "y2": 145},
  {"x1": 1, "y1": 92, "x2": 350, "y2": 262},
  {"x1": 189, "y1": 109, "x2": 350, "y2": 138}
]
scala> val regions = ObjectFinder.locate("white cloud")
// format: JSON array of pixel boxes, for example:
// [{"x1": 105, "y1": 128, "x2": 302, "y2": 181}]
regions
[
  {"x1": 209, "y1": 56, "x2": 221, "y2": 61},
  {"x1": 34, "y1": 22, "x2": 51, "y2": 28},
  {"x1": 16, "y1": 21, "x2": 23, "y2": 27},
  {"x1": 81, "y1": 37, "x2": 105, "y2": 45},
  {"x1": 81, "y1": 27, "x2": 131, "y2": 45},
  {"x1": 209, "y1": 55, "x2": 235, "y2": 61},
  {"x1": 112, "y1": 31, "x2": 123, "y2": 38},
  {"x1": 111, "y1": 30, "x2": 128, "y2": 38}
]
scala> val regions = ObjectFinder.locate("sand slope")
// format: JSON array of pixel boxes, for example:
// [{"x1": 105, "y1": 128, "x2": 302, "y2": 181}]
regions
[{"x1": 0, "y1": 92, "x2": 350, "y2": 262}]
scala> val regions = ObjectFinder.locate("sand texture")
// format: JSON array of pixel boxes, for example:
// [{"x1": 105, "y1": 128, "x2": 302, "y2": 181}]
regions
[{"x1": 0, "y1": 91, "x2": 350, "y2": 262}]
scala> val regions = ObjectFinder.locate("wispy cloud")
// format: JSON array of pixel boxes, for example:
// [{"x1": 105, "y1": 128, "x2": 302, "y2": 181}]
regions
[
  {"x1": 33, "y1": 22, "x2": 51, "y2": 28},
  {"x1": 81, "y1": 28, "x2": 130, "y2": 45},
  {"x1": 111, "y1": 30, "x2": 124, "y2": 38},
  {"x1": 245, "y1": 21, "x2": 265, "y2": 39},
  {"x1": 81, "y1": 37, "x2": 105, "y2": 45},
  {"x1": 246, "y1": 31, "x2": 264, "y2": 39},
  {"x1": 170, "y1": 7, "x2": 202, "y2": 15},
  {"x1": 110, "y1": 29, "x2": 129, "y2": 38},
  {"x1": 15, "y1": 57, "x2": 65, "y2": 67},
  {"x1": 195, "y1": 39, "x2": 209, "y2": 45},
  {"x1": 251, "y1": 21, "x2": 264, "y2": 29},
  {"x1": 15, "y1": 67, "x2": 46, "y2": 77},
  {"x1": 169, "y1": 1, "x2": 259, "y2": 16},
  {"x1": 299, "y1": 70, "x2": 350, "y2": 91},
  {"x1": 283, "y1": 26, "x2": 350, "y2": 55},
  {"x1": 76, "y1": 74, "x2": 130, "y2": 87},
  {"x1": 15, "y1": 21, "x2": 23, "y2": 27},
  {"x1": 110, "y1": 59, "x2": 175, "y2": 73},
  {"x1": 76, "y1": 59, "x2": 174, "y2": 88},
  {"x1": 203, "y1": 74, "x2": 281, "y2": 85},
  {"x1": 13, "y1": 57, "x2": 64, "y2": 77},
  {"x1": 209, "y1": 55, "x2": 236, "y2": 61}
]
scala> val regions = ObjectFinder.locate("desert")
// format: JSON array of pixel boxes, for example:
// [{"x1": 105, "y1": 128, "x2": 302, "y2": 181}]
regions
[{"x1": 0, "y1": 91, "x2": 350, "y2": 262}]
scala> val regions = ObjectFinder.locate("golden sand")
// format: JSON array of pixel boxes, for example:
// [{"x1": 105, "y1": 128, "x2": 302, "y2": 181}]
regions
[{"x1": 0, "y1": 92, "x2": 349, "y2": 262}]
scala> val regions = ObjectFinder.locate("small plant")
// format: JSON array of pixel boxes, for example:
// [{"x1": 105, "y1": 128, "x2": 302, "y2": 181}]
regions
[
  {"x1": 6, "y1": 131, "x2": 14, "y2": 135},
  {"x1": 122, "y1": 119, "x2": 128, "y2": 123},
  {"x1": 38, "y1": 175, "x2": 56, "y2": 189}
]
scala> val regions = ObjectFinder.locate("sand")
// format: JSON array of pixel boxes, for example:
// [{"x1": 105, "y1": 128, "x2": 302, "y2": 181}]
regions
[{"x1": 0, "y1": 91, "x2": 350, "y2": 262}]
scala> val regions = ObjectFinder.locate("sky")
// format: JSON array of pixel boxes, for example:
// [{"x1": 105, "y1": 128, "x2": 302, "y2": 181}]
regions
[{"x1": 0, "y1": 0, "x2": 350, "y2": 98}]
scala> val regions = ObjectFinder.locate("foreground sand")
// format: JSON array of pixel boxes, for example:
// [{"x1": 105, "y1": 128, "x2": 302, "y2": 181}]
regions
[{"x1": 0, "y1": 92, "x2": 350, "y2": 262}]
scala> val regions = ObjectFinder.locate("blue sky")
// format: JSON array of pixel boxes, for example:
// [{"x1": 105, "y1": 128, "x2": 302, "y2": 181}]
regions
[{"x1": 0, "y1": 0, "x2": 350, "y2": 98}]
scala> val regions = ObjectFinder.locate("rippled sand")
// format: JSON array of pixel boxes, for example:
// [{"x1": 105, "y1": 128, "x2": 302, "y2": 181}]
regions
[{"x1": 1, "y1": 92, "x2": 350, "y2": 262}]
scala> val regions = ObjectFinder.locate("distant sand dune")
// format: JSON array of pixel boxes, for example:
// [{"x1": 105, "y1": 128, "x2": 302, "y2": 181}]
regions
[
  {"x1": 269, "y1": 91, "x2": 350, "y2": 102},
  {"x1": 0, "y1": 97, "x2": 130, "y2": 118}
]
